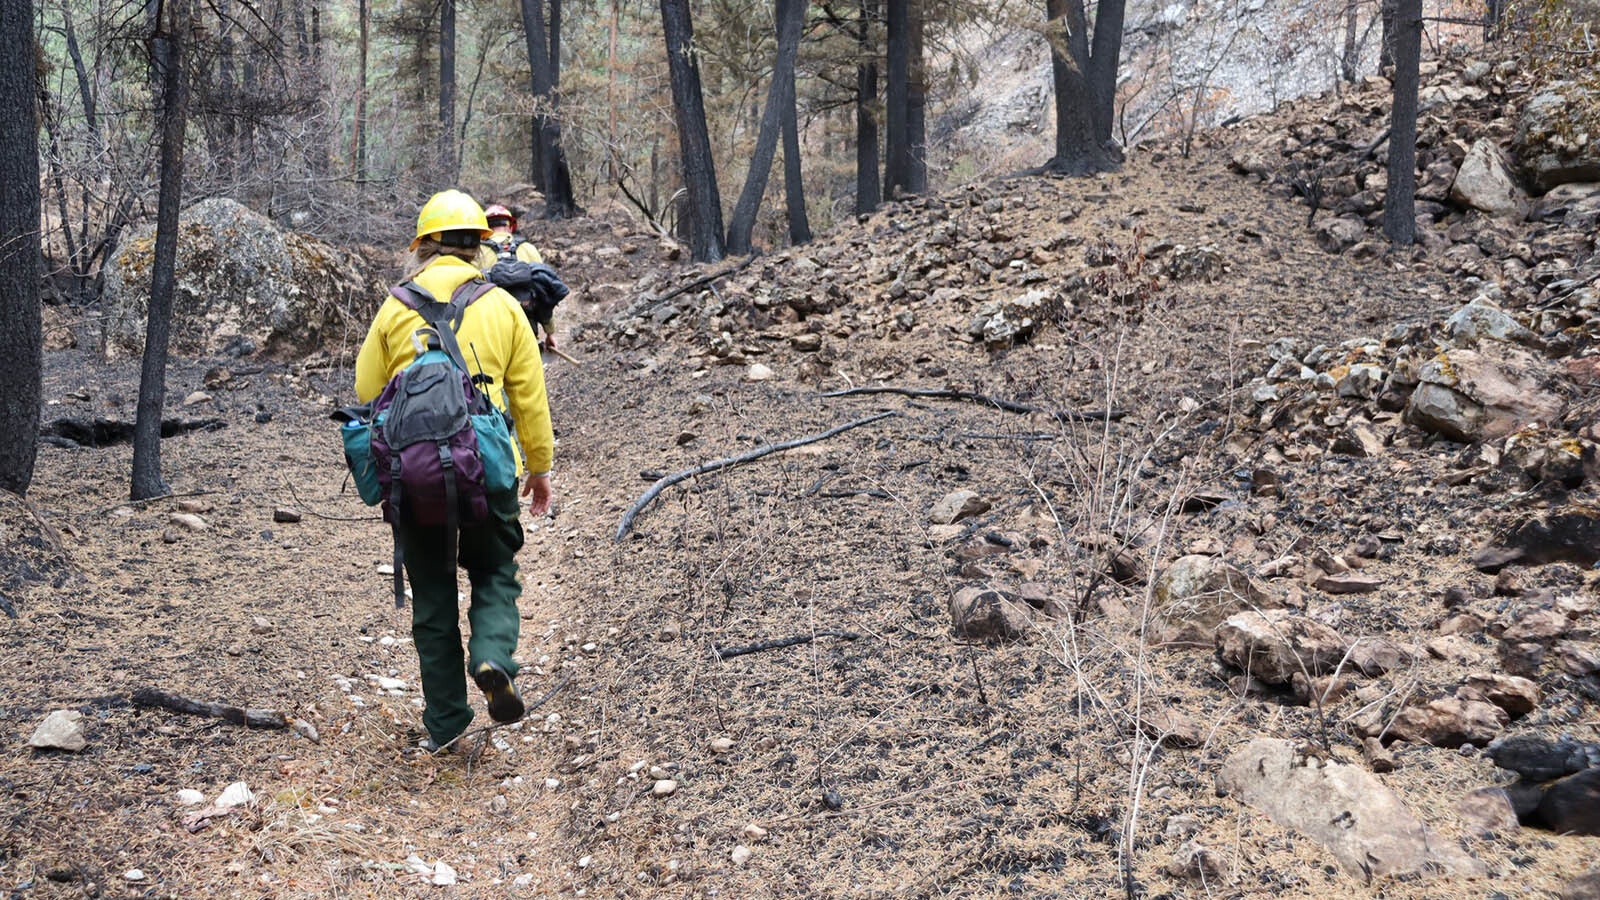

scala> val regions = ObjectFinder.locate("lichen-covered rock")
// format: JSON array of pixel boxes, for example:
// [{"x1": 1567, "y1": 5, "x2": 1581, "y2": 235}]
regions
[
  {"x1": 1514, "y1": 82, "x2": 1600, "y2": 192},
  {"x1": 1404, "y1": 348, "x2": 1563, "y2": 442},
  {"x1": 103, "y1": 198, "x2": 386, "y2": 359},
  {"x1": 1151, "y1": 556, "x2": 1281, "y2": 646}
]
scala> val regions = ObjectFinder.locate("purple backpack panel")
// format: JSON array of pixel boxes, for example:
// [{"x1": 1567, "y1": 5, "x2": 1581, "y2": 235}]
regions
[{"x1": 368, "y1": 349, "x2": 492, "y2": 527}]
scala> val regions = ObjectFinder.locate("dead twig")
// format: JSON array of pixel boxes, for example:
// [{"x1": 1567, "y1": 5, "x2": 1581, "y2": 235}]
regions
[
  {"x1": 644, "y1": 255, "x2": 759, "y2": 309},
  {"x1": 614, "y1": 411, "x2": 900, "y2": 540},
  {"x1": 279, "y1": 476, "x2": 380, "y2": 522},
  {"x1": 819, "y1": 385, "x2": 1125, "y2": 422},
  {"x1": 97, "y1": 488, "x2": 220, "y2": 515},
  {"x1": 131, "y1": 686, "x2": 287, "y2": 729},
  {"x1": 712, "y1": 631, "x2": 861, "y2": 660}
]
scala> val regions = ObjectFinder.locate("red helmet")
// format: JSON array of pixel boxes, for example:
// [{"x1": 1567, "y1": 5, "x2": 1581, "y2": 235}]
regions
[{"x1": 484, "y1": 204, "x2": 517, "y2": 231}]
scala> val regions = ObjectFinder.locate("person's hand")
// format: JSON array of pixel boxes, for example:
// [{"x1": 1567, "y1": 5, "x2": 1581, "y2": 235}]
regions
[
  {"x1": 522, "y1": 472, "x2": 553, "y2": 517},
  {"x1": 541, "y1": 330, "x2": 558, "y2": 352}
]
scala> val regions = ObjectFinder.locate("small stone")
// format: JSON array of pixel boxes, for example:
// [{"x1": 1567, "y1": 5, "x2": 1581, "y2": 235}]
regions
[
  {"x1": 1362, "y1": 736, "x2": 1397, "y2": 773},
  {"x1": 291, "y1": 719, "x2": 321, "y2": 743},
  {"x1": 215, "y1": 782, "x2": 255, "y2": 808},
  {"x1": 175, "y1": 789, "x2": 206, "y2": 806},
  {"x1": 376, "y1": 563, "x2": 395, "y2": 576},
  {"x1": 375, "y1": 677, "x2": 406, "y2": 692},
  {"x1": 742, "y1": 823, "x2": 768, "y2": 842},
  {"x1": 730, "y1": 845, "x2": 753, "y2": 865},
  {"x1": 930, "y1": 490, "x2": 990, "y2": 525},
  {"x1": 747, "y1": 363, "x2": 774, "y2": 381},
  {"x1": 272, "y1": 508, "x2": 301, "y2": 524},
  {"x1": 1457, "y1": 786, "x2": 1520, "y2": 837},
  {"x1": 124, "y1": 869, "x2": 146, "y2": 882},
  {"x1": 183, "y1": 391, "x2": 212, "y2": 406},
  {"x1": 431, "y1": 861, "x2": 457, "y2": 886},
  {"x1": 1315, "y1": 573, "x2": 1383, "y2": 594},
  {"x1": 28, "y1": 710, "x2": 87, "y2": 752},
  {"x1": 652, "y1": 779, "x2": 678, "y2": 797},
  {"x1": 169, "y1": 513, "x2": 208, "y2": 532},
  {"x1": 674, "y1": 431, "x2": 697, "y2": 446},
  {"x1": 822, "y1": 790, "x2": 844, "y2": 810},
  {"x1": 249, "y1": 616, "x2": 275, "y2": 634},
  {"x1": 709, "y1": 737, "x2": 735, "y2": 754}
]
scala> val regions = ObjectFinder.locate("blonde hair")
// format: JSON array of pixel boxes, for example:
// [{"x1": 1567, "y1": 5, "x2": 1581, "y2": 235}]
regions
[{"x1": 403, "y1": 238, "x2": 478, "y2": 281}]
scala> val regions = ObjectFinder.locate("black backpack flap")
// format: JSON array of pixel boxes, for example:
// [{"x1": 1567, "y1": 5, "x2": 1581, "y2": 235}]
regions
[
  {"x1": 382, "y1": 360, "x2": 471, "y2": 449},
  {"x1": 488, "y1": 260, "x2": 535, "y2": 289}
]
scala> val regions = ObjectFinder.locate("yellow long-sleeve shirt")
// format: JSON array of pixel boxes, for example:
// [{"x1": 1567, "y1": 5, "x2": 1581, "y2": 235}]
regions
[{"x1": 354, "y1": 255, "x2": 554, "y2": 477}]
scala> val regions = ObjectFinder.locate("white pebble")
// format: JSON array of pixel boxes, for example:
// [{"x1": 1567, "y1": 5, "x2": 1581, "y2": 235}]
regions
[
  {"x1": 652, "y1": 778, "x2": 678, "y2": 797},
  {"x1": 730, "y1": 845, "x2": 752, "y2": 865}
]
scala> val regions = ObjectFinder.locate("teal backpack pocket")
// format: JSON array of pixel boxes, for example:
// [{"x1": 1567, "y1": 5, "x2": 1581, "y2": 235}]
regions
[
  {"x1": 341, "y1": 417, "x2": 384, "y2": 506},
  {"x1": 471, "y1": 411, "x2": 519, "y2": 495}
]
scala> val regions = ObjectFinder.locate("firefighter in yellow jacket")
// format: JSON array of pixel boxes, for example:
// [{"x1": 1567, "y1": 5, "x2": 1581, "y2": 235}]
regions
[
  {"x1": 355, "y1": 189, "x2": 555, "y2": 752},
  {"x1": 476, "y1": 204, "x2": 559, "y2": 352}
]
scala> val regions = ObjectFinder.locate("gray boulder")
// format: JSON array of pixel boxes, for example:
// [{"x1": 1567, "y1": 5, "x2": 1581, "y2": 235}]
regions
[
  {"x1": 1215, "y1": 609, "x2": 1350, "y2": 685},
  {"x1": 1404, "y1": 348, "x2": 1563, "y2": 442},
  {"x1": 103, "y1": 198, "x2": 384, "y2": 359},
  {"x1": 1449, "y1": 139, "x2": 1526, "y2": 216},
  {"x1": 1216, "y1": 739, "x2": 1482, "y2": 879},
  {"x1": 1514, "y1": 82, "x2": 1600, "y2": 192}
]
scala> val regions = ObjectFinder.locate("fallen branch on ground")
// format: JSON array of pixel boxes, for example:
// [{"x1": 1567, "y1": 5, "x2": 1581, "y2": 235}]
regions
[
  {"x1": 713, "y1": 631, "x2": 862, "y2": 660},
  {"x1": 280, "y1": 476, "x2": 380, "y2": 522},
  {"x1": 131, "y1": 687, "x2": 287, "y2": 729},
  {"x1": 614, "y1": 411, "x2": 900, "y2": 540},
  {"x1": 819, "y1": 386, "x2": 1125, "y2": 422},
  {"x1": 645, "y1": 255, "x2": 759, "y2": 309}
]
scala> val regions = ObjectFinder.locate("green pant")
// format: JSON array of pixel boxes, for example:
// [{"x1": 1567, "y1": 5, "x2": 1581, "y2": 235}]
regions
[{"x1": 396, "y1": 490, "x2": 524, "y2": 745}]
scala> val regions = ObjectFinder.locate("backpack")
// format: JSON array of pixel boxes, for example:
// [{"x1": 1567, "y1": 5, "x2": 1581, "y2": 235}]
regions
[
  {"x1": 486, "y1": 259, "x2": 570, "y2": 325},
  {"x1": 334, "y1": 278, "x2": 521, "y2": 608}
]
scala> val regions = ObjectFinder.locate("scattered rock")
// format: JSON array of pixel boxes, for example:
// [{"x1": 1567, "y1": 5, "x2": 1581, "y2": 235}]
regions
[
  {"x1": 747, "y1": 363, "x2": 774, "y2": 381},
  {"x1": 1314, "y1": 573, "x2": 1382, "y2": 594},
  {"x1": 1386, "y1": 697, "x2": 1509, "y2": 748},
  {"x1": 1458, "y1": 673, "x2": 1540, "y2": 718},
  {"x1": 1449, "y1": 139, "x2": 1526, "y2": 216},
  {"x1": 929, "y1": 490, "x2": 990, "y2": 525},
  {"x1": 1533, "y1": 768, "x2": 1600, "y2": 836},
  {"x1": 1514, "y1": 81, "x2": 1600, "y2": 192},
  {"x1": 1138, "y1": 704, "x2": 1203, "y2": 748},
  {"x1": 1404, "y1": 348, "x2": 1563, "y2": 443},
  {"x1": 1215, "y1": 609, "x2": 1350, "y2": 685},
  {"x1": 175, "y1": 789, "x2": 206, "y2": 806},
  {"x1": 1331, "y1": 423, "x2": 1385, "y2": 457},
  {"x1": 1215, "y1": 738, "x2": 1481, "y2": 878},
  {"x1": 169, "y1": 513, "x2": 209, "y2": 532},
  {"x1": 102, "y1": 198, "x2": 378, "y2": 358},
  {"x1": 949, "y1": 587, "x2": 1033, "y2": 643},
  {"x1": 1150, "y1": 555, "x2": 1282, "y2": 646},
  {"x1": 183, "y1": 390, "x2": 212, "y2": 406},
  {"x1": 1456, "y1": 786, "x2": 1521, "y2": 837},
  {"x1": 730, "y1": 845, "x2": 753, "y2": 865},
  {"x1": 272, "y1": 508, "x2": 302, "y2": 524},
  {"x1": 652, "y1": 779, "x2": 679, "y2": 797},
  {"x1": 1361, "y1": 736, "x2": 1397, "y2": 773},
  {"x1": 215, "y1": 782, "x2": 255, "y2": 808},
  {"x1": 1472, "y1": 505, "x2": 1600, "y2": 572},
  {"x1": 1501, "y1": 607, "x2": 1571, "y2": 644},
  {"x1": 1165, "y1": 841, "x2": 1225, "y2": 880},
  {"x1": 1487, "y1": 734, "x2": 1600, "y2": 782},
  {"x1": 1564, "y1": 865, "x2": 1600, "y2": 900},
  {"x1": 28, "y1": 710, "x2": 87, "y2": 752}
]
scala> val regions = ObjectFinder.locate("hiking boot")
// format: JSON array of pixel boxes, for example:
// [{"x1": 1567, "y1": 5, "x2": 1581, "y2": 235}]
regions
[{"x1": 473, "y1": 661, "x2": 525, "y2": 723}]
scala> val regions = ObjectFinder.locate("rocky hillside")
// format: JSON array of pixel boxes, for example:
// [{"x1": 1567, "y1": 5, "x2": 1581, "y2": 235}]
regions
[{"x1": 5, "y1": 44, "x2": 1598, "y2": 900}]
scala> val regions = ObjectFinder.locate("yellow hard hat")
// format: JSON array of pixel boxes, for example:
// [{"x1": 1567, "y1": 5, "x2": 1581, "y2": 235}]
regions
[{"x1": 411, "y1": 190, "x2": 493, "y2": 250}]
